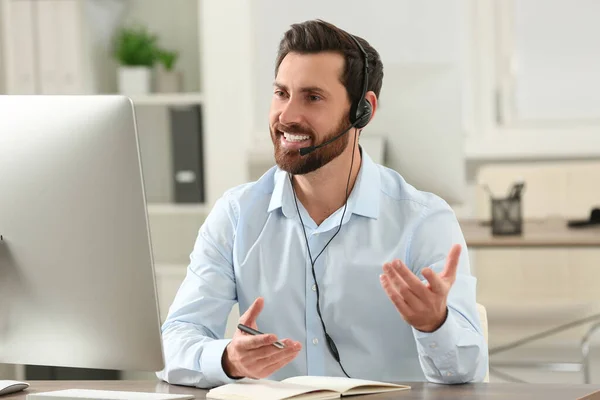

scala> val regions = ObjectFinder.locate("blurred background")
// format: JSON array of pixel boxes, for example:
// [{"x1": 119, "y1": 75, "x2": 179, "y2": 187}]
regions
[{"x1": 1, "y1": 0, "x2": 600, "y2": 386}]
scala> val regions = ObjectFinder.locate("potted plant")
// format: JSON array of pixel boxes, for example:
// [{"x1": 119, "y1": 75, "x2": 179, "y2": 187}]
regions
[
  {"x1": 156, "y1": 48, "x2": 182, "y2": 93},
  {"x1": 112, "y1": 24, "x2": 158, "y2": 94}
]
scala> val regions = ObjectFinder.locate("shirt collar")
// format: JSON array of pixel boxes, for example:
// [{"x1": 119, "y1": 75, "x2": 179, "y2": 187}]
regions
[{"x1": 267, "y1": 147, "x2": 381, "y2": 220}]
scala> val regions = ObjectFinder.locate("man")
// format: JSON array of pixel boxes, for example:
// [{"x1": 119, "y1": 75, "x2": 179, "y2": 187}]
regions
[{"x1": 156, "y1": 19, "x2": 488, "y2": 388}]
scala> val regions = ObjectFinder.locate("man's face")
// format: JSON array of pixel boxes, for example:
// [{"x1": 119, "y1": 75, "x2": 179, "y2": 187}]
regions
[{"x1": 269, "y1": 51, "x2": 351, "y2": 175}]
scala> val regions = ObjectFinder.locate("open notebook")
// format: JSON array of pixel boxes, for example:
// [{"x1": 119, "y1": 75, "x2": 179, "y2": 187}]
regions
[{"x1": 206, "y1": 376, "x2": 410, "y2": 400}]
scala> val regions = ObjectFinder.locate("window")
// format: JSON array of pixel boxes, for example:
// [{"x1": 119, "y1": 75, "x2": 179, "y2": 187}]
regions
[
  {"x1": 495, "y1": 0, "x2": 600, "y2": 126},
  {"x1": 466, "y1": 0, "x2": 600, "y2": 160}
]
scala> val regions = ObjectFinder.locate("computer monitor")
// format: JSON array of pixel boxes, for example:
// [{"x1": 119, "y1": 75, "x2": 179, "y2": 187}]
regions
[{"x1": 0, "y1": 95, "x2": 164, "y2": 373}]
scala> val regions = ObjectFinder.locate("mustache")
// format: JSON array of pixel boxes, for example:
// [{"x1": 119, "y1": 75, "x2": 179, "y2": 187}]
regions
[{"x1": 273, "y1": 122, "x2": 314, "y2": 136}]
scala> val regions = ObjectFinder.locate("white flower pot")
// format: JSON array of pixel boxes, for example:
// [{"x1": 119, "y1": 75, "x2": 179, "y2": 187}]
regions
[{"x1": 118, "y1": 66, "x2": 152, "y2": 95}]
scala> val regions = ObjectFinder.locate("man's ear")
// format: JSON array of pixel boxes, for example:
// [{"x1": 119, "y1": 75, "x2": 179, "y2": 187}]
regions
[{"x1": 365, "y1": 91, "x2": 378, "y2": 122}]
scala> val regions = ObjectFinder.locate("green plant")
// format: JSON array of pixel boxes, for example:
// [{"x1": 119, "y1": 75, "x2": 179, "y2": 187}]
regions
[
  {"x1": 113, "y1": 25, "x2": 158, "y2": 67},
  {"x1": 157, "y1": 49, "x2": 179, "y2": 71}
]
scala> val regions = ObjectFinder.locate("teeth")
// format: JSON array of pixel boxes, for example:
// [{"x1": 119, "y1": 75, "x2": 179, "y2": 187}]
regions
[{"x1": 283, "y1": 132, "x2": 310, "y2": 142}]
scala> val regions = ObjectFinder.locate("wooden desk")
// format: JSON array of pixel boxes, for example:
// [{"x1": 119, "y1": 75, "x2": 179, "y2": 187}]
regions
[
  {"x1": 459, "y1": 218, "x2": 600, "y2": 248},
  {"x1": 5, "y1": 380, "x2": 600, "y2": 400}
]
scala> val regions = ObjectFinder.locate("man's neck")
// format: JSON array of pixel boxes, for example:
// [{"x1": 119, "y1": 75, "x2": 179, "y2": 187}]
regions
[{"x1": 292, "y1": 146, "x2": 362, "y2": 226}]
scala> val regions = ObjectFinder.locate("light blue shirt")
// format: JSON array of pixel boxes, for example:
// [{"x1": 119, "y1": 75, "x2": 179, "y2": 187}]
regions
[{"x1": 156, "y1": 149, "x2": 488, "y2": 388}]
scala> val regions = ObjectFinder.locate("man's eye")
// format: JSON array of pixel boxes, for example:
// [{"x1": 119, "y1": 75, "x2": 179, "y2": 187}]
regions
[
  {"x1": 309, "y1": 95, "x2": 321, "y2": 102},
  {"x1": 274, "y1": 90, "x2": 286, "y2": 97}
]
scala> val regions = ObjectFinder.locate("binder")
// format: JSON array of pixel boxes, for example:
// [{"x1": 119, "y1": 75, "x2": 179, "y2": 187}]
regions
[
  {"x1": 169, "y1": 105, "x2": 205, "y2": 203},
  {"x1": 36, "y1": 0, "x2": 85, "y2": 94},
  {"x1": 2, "y1": 0, "x2": 86, "y2": 94},
  {"x1": 56, "y1": 0, "x2": 86, "y2": 94},
  {"x1": 35, "y1": 0, "x2": 61, "y2": 94},
  {"x1": 3, "y1": 0, "x2": 38, "y2": 93}
]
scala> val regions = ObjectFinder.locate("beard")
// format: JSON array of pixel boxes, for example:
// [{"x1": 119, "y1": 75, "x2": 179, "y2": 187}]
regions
[{"x1": 270, "y1": 115, "x2": 350, "y2": 175}]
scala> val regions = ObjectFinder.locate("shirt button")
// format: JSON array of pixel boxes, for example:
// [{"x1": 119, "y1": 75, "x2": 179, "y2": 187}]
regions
[
  {"x1": 446, "y1": 372, "x2": 453, "y2": 377},
  {"x1": 429, "y1": 342, "x2": 437, "y2": 349},
  {"x1": 313, "y1": 338, "x2": 319, "y2": 345},
  {"x1": 311, "y1": 284, "x2": 316, "y2": 291}
]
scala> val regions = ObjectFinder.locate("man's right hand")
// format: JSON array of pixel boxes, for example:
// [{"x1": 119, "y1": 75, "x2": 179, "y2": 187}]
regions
[{"x1": 222, "y1": 297, "x2": 302, "y2": 379}]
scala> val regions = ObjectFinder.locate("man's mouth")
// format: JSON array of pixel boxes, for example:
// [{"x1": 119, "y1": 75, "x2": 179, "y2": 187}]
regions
[
  {"x1": 274, "y1": 128, "x2": 314, "y2": 151},
  {"x1": 282, "y1": 132, "x2": 311, "y2": 142}
]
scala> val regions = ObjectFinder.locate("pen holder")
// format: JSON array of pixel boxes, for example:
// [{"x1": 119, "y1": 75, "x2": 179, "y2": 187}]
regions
[{"x1": 490, "y1": 196, "x2": 523, "y2": 235}]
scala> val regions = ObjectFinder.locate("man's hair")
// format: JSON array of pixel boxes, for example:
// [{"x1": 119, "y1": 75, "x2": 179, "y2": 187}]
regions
[{"x1": 275, "y1": 19, "x2": 383, "y2": 112}]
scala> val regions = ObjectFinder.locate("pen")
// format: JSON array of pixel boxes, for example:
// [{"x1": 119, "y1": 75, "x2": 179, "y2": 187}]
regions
[{"x1": 237, "y1": 324, "x2": 286, "y2": 349}]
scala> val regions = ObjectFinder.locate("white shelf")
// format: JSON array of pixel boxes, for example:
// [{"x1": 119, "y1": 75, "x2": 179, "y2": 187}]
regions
[
  {"x1": 130, "y1": 92, "x2": 204, "y2": 106},
  {"x1": 147, "y1": 203, "x2": 210, "y2": 215}
]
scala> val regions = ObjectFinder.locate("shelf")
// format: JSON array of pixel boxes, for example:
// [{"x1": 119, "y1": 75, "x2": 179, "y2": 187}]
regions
[
  {"x1": 129, "y1": 92, "x2": 204, "y2": 106},
  {"x1": 146, "y1": 203, "x2": 210, "y2": 215}
]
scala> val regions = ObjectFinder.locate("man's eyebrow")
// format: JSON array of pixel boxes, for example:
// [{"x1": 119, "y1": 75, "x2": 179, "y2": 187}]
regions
[
  {"x1": 273, "y1": 82, "x2": 288, "y2": 91},
  {"x1": 273, "y1": 82, "x2": 329, "y2": 96}
]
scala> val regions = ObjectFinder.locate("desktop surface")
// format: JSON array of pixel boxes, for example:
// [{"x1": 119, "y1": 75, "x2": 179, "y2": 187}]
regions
[
  {"x1": 460, "y1": 218, "x2": 600, "y2": 248},
  {"x1": 4, "y1": 380, "x2": 600, "y2": 400}
]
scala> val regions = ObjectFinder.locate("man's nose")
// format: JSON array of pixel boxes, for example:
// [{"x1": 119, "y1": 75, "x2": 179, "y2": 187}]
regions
[{"x1": 279, "y1": 98, "x2": 303, "y2": 126}]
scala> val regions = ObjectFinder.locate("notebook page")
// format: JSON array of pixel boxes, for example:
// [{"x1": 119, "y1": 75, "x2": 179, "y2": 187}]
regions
[
  {"x1": 206, "y1": 379, "x2": 340, "y2": 400},
  {"x1": 281, "y1": 376, "x2": 409, "y2": 394}
]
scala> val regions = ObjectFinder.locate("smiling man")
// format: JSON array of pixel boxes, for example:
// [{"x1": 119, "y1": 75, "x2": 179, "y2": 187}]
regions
[{"x1": 156, "y1": 19, "x2": 488, "y2": 389}]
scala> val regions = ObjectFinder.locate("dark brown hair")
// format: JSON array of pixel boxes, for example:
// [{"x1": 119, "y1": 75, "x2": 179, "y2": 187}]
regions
[{"x1": 275, "y1": 19, "x2": 383, "y2": 113}]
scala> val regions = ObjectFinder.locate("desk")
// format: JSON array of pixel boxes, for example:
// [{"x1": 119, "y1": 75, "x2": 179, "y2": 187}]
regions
[
  {"x1": 459, "y1": 218, "x2": 600, "y2": 248},
  {"x1": 459, "y1": 218, "x2": 600, "y2": 383},
  {"x1": 4, "y1": 380, "x2": 600, "y2": 400}
]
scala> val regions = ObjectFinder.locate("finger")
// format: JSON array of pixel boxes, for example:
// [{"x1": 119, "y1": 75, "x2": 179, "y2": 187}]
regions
[
  {"x1": 237, "y1": 333, "x2": 278, "y2": 350},
  {"x1": 422, "y1": 267, "x2": 446, "y2": 294},
  {"x1": 253, "y1": 339, "x2": 301, "y2": 362},
  {"x1": 388, "y1": 260, "x2": 429, "y2": 299},
  {"x1": 440, "y1": 244, "x2": 462, "y2": 283},
  {"x1": 397, "y1": 278, "x2": 424, "y2": 310},
  {"x1": 382, "y1": 264, "x2": 423, "y2": 310},
  {"x1": 277, "y1": 338, "x2": 303, "y2": 351},
  {"x1": 255, "y1": 348, "x2": 301, "y2": 378},
  {"x1": 380, "y1": 274, "x2": 412, "y2": 317},
  {"x1": 247, "y1": 339, "x2": 301, "y2": 378},
  {"x1": 239, "y1": 297, "x2": 264, "y2": 326},
  {"x1": 383, "y1": 261, "x2": 408, "y2": 290}
]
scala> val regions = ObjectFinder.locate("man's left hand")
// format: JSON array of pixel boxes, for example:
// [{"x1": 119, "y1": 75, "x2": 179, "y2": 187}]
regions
[{"x1": 380, "y1": 244, "x2": 462, "y2": 332}]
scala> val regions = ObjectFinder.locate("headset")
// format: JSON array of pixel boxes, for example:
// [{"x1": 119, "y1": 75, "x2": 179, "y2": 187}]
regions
[
  {"x1": 291, "y1": 33, "x2": 372, "y2": 378},
  {"x1": 298, "y1": 34, "x2": 372, "y2": 156}
]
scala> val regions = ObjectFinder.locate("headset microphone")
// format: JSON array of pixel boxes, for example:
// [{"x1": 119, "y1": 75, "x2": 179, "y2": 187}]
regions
[{"x1": 298, "y1": 119, "x2": 361, "y2": 156}]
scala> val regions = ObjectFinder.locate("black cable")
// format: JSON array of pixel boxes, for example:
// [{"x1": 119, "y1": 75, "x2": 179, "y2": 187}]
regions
[{"x1": 290, "y1": 129, "x2": 359, "y2": 378}]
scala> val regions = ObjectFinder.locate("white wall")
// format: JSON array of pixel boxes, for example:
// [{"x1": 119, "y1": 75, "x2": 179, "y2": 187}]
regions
[{"x1": 199, "y1": 0, "x2": 253, "y2": 204}]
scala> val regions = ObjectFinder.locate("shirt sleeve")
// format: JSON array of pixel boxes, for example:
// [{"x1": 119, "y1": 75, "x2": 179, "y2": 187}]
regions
[
  {"x1": 406, "y1": 196, "x2": 489, "y2": 384},
  {"x1": 155, "y1": 193, "x2": 241, "y2": 388}
]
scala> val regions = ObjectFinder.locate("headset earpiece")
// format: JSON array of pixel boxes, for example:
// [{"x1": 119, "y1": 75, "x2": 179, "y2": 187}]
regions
[
  {"x1": 348, "y1": 34, "x2": 371, "y2": 130},
  {"x1": 354, "y1": 98, "x2": 372, "y2": 129}
]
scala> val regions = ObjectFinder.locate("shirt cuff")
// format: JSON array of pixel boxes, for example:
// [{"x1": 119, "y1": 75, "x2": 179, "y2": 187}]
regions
[
  {"x1": 412, "y1": 308, "x2": 460, "y2": 359},
  {"x1": 199, "y1": 338, "x2": 241, "y2": 386}
]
